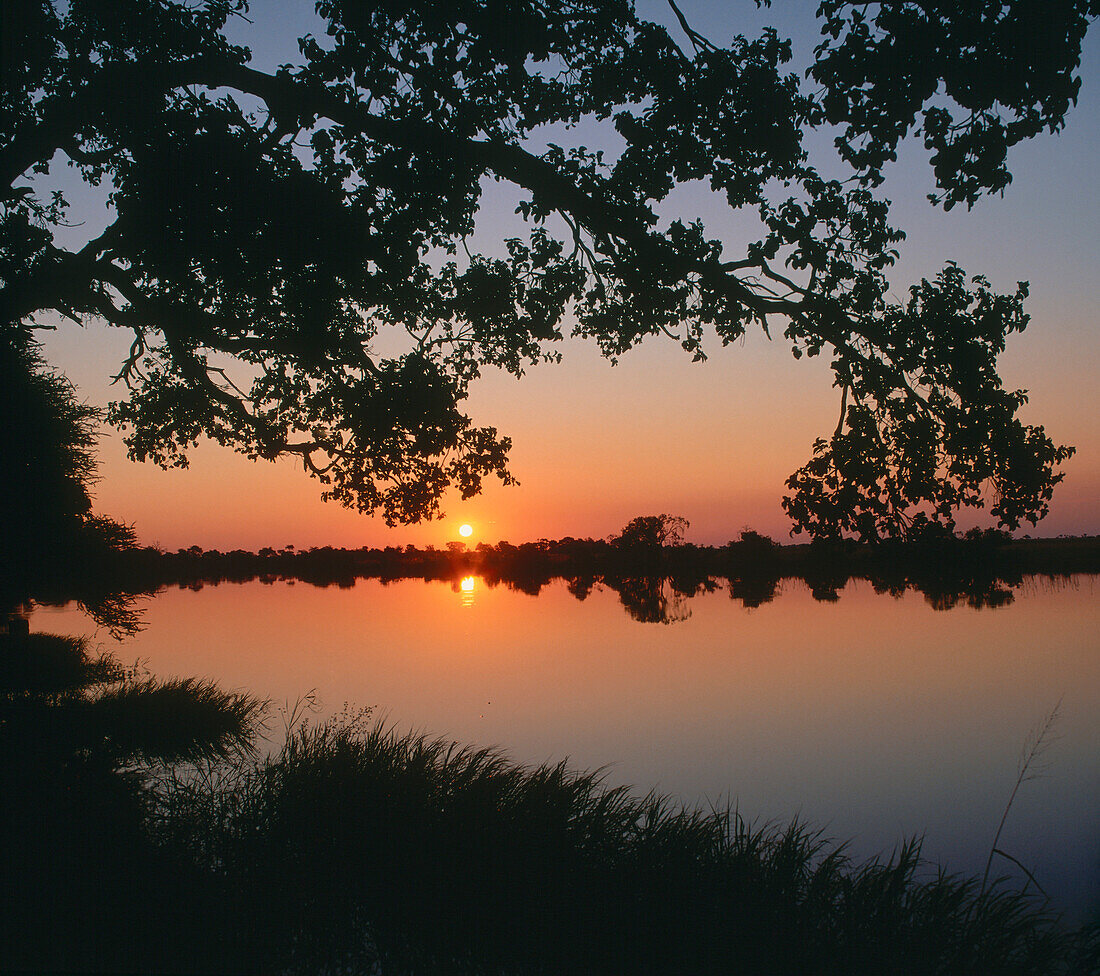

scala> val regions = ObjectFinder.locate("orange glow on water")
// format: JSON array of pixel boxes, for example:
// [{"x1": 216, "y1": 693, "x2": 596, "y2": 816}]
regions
[
  {"x1": 458, "y1": 575, "x2": 476, "y2": 608},
  {"x1": 32, "y1": 574, "x2": 1100, "y2": 917}
]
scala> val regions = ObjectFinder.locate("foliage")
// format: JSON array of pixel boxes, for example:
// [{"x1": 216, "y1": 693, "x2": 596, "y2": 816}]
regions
[
  {"x1": 611, "y1": 512, "x2": 690, "y2": 549},
  {"x1": 731, "y1": 527, "x2": 780, "y2": 553},
  {"x1": 1, "y1": 0, "x2": 1088, "y2": 533},
  {"x1": 148, "y1": 714, "x2": 1085, "y2": 975},
  {"x1": 812, "y1": 0, "x2": 1100, "y2": 209},
  {"x1": 0, "y1": 327, "x2": 136, "y2": 568},
  {"x1": 20, "y1": 532, "x2": 1100, "y2": 624},
  {"x1": 781, "y1": 266, "x2": 1075, "y2": 541}
]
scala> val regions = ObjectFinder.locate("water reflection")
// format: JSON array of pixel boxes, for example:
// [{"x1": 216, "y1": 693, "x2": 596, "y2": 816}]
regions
[
  {"x1": 11, "y1": 567, "x2": 1097, "y2": 631},
  {"x1": 10, "y1": 536, "x2": 1098, "y2": 628},
  {"x1": 458, "y1": 575, "x2": 476, "y2": 608},
  {"x1": 613, "y1": 576, "x2": 693, "y2": 624},
  {"x1": 26, "y1": 573, "x2": 1100, "y2": 921}
]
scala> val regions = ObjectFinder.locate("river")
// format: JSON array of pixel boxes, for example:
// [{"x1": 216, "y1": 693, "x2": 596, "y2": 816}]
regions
[{"x1": 33, "y1": 572, "x2": 1100, "y2": 920}]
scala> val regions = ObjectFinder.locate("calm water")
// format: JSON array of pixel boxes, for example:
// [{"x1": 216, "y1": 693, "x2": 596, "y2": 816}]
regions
[{"x1": 36, "y1": 574, "x2": 1100, "y2": 919}]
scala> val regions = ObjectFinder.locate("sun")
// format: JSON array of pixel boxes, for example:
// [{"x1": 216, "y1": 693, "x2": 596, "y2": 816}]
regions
[{"x1": 458, "y1": 523, "x2": 473, "y2": 538}]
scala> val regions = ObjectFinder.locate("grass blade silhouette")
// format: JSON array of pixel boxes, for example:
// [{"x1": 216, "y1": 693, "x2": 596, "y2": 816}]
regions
[{"x1": 981, "y1": 698, "x2": 1063, "y2": 897}]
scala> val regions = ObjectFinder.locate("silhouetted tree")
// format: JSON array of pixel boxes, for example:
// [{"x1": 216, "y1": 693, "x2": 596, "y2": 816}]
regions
[
  {"x1": 812, "y1": 1, "x2": 1099, "y2": 210},
  {"x1": 0, "y1": 327, "x2": 135, "y2": 575},
  {"x1": 730, "y1": 529, "x2": 780, "y2": 559},
  {"x1": 613, "y1": 514, "x2": 690, "y2": 551},
  {"x1": 2, "y1": 0, "x2": 1089, "y2": 532}
]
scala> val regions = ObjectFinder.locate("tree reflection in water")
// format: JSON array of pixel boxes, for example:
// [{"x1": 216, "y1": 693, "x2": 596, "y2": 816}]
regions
[{"x1": 12, "y1": 559, "x2": 1099, "y2": 634}]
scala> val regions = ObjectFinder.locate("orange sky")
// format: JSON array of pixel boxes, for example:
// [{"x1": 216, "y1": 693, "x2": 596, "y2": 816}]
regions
[{"x1": 35, "y1": 3, "x2": 1100, "y2": 551}]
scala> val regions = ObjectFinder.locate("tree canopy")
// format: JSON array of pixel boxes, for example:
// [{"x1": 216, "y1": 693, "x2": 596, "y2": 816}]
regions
[
  {"x1": 0, "y1": 326, "x2": 136, "y2": 567},
  {"x1": 2, "y1": 0, "x2": 1091, "y2": 538},
  {"x1": 612, "y1": 514, "x2": 690, "y2": 551}
]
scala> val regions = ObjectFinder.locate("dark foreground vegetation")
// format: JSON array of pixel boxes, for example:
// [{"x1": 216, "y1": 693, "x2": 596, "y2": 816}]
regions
[{"x1": 3, "y1": 631, "x2": 1098, "y2": 975}]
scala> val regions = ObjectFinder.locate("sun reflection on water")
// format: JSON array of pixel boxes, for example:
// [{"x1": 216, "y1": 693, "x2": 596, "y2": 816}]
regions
[{"x1": 459, "y1": 575, "x2": 476, "y2": 607}]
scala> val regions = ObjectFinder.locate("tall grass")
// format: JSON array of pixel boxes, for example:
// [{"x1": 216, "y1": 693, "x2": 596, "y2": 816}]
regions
[
  {"x1": 0, "y1": 632, "x2": 264, "y2": 972},
  {"x1": 0, "y1": 633, "x2": 263, "y2": 765},
  {"x1": 982, "y1": 699, "x2": 1063, "y2": 899},
  {"x1": 151, "y1": 716, "x2": 1089, "y2": 975},
  {"x1": 4, "y1": 635, "x2": 1093, "y2": 973}
]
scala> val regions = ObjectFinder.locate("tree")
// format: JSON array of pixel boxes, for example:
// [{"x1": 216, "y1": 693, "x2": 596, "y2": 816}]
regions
[
  {"x1": 2, "y1": 0, "x2": 1090, "y2": 535},
  {"x1": 612, "y1": 514, "x2": 690, "y2": 551},
  {"x1": 0, "y1": 325, "x2": 136, "y2": 572}
]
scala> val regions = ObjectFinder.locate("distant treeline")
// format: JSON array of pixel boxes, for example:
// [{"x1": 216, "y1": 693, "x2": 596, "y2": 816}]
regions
[{"x1": 10, "y1": 531, "x2": 1100, "y2": 630}]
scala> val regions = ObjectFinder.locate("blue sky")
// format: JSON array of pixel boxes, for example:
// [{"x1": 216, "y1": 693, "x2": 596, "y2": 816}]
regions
[{"x1": 37, "y1": 0, "x2": 1100, "y2": 548}]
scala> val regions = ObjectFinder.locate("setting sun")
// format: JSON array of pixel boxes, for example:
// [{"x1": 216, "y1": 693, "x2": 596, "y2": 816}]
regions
[{"x1": 458, "y1": 523, "x2": 473, "y2": 538}]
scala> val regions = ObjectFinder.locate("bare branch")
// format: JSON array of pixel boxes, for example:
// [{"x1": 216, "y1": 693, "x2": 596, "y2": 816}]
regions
[{"x1": 666, "y1": 0, "x2": 718, "y2": 54}]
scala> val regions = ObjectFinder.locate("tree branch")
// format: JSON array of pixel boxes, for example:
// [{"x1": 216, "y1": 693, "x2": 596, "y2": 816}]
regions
[{"x1": 5, "y1": 54, "x2": 944, "y2": 437}]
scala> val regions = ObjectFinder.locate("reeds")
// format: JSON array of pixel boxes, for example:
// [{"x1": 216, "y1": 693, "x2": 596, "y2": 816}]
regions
[
  {"x1": 3, "y1": 634, "x2": 1091, "y2": 973},
  {"x1": 149, "y1": 716, "x2": 1083, "y2": 975},
  {"x1": 982, "y1": 699, "x2": 1063, "y2": 898},
  {"x1": 0, "y1": 632, "x2": 263, "y2": 764}
]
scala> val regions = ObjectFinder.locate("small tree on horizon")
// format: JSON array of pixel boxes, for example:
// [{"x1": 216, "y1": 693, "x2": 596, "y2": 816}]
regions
[{"x1": 612, "y1": 514, "x2": 690, "y2": 551}]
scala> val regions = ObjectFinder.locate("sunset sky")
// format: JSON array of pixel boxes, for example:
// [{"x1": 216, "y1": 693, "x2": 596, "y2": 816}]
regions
[{"x1": 38, "y1": 0, "x2": 1100, "y2": 550}]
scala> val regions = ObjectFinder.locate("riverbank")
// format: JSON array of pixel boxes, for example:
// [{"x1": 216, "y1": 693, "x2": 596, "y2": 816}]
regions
[{"x1": 4, "y1": 631, "x2": 1097, "y2": 973}]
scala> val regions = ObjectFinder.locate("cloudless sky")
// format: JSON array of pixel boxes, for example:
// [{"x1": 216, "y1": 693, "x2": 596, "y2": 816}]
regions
[{"x1": 38, "y1": 0, "x2": 1100, "y2": 550}]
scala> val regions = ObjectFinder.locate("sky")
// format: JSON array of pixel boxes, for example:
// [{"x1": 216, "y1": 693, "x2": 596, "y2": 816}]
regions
[{"x1": 37, "y1": 0, "x2": 1100, "y2": 550}]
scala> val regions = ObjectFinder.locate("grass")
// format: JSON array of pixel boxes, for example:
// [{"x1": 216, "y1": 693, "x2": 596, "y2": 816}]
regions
[
  {"x1": 151, "y1": 716, "x2": 1095, "y2": 976},
  {"x1": 982, "y1": 699, "x2": 1063, "y2": 900},
  {"x1": 0, "y1": 633, "x2": 264, "y2": 972},
  {"x1": 3, "y1": 634, "x2": 1097, "y2": 973}
]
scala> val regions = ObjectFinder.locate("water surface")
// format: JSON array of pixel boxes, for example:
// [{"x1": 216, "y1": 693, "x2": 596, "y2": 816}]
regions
[{"x1": 36, "y1": 574, "x2": 1100, "y2": 919}]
